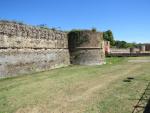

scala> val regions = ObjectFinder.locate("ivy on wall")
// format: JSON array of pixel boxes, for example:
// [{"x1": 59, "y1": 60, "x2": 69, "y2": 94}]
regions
[{"x1": 68, "y1": 30, "x2": 90, "y2": 48}]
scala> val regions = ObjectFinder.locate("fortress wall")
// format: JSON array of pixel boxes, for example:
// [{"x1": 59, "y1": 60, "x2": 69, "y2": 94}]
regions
[
  {"x1": 0, "y1": 21, "x2": 68, "y2": 49},
  {"x1": 0, "y1": 21, "x2": 70, "y2": 78},
  {"x1": 70, "y1": 49, "x2": 105, "y2": 65},
  {"x1": 68, "y1": 30, "x2": 105, "y2": 65}
]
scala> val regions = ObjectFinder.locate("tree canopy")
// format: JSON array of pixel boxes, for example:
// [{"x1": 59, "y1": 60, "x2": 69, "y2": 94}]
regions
[
  {"x1": 103, "y1": 30, "x2": 138, "y2": 48},
  {"x1": 103, "y1": 30, "x2": 115, "y2": 46}
]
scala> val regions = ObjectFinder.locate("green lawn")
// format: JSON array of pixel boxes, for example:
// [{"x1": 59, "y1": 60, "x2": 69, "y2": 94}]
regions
[{"x1": 0, "y1": 57, "x2": 150, "y2": 113}]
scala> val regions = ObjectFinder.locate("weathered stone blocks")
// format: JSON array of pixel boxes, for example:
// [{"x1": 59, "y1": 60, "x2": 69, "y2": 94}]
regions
[
  {"x1": 0, "y1": 21, "x2": 70, "y2": 78},
  {"x1": 0, "y1": 49, "x2": 70, "y2": 78},
  {"x1": 0, "y1": 21, "x2": 105, "y2": 78},
  {"x1": 68, "y1": 30, "x2": 105, "y2": 65}
]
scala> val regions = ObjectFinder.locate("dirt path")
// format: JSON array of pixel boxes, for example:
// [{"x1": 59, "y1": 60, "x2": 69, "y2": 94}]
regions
[
  {"x1": 128, "y1": 60, "x2": 150, "y2": 63},
  {"x1": 46, "y1": 64, "x2": 143, "y2": 113}
]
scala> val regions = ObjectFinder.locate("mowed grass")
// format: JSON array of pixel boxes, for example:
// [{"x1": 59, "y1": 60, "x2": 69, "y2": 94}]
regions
[{"x1": 0, "y1": 57, "x2": 150, "y2": 113}]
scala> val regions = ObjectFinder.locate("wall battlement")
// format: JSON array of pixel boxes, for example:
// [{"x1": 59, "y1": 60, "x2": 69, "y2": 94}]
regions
[{"x1": 0, "y1": 21, "x2": 68, "y2": 49}]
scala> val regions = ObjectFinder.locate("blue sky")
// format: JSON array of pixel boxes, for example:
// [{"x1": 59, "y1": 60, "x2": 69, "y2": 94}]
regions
[{"x1": 0, "y1": 0, "x2": 149, "y2": 43}]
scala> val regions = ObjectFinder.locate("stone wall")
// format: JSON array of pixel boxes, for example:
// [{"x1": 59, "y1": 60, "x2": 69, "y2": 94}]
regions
[
  {"x1": 68, "y1": 30, "x2": 105, "y2": 65},
  {"x1": 0, "y1": 21, "x2": 70, "y2": 78},
  {"x1": 0, "y1": 21, "x2": 68, "y2": 49},
  {"x1": 110, "y1": 48, "x2": 130, "y2": 53},
  {"x1": 0, "y1": 21, "x2": 106, "y2": 78},
  {"x1": 145, "y1": 44, "x2": 150, "y2": 51}
]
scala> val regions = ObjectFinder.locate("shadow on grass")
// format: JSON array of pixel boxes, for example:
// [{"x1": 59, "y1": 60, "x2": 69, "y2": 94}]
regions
[
  {"x1": 123, "y1": 77, "x2": 135, "y2": 83},
  {"x1": 123, "y1": 79, "x2": 132, "y2": 82},
  {"x1": 127, "y1": 77, "x2": 135, "y2": 80},
  {"x1": 144, "y1": 98, "x2": 150, "y2": 113},
  {"x1": 132, "y1": 82, "x2": 150, "y2": 113}
]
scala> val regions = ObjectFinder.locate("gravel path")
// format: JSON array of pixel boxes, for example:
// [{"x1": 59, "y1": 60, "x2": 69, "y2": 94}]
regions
[{"x1": 128, "y1": 60, "x2": 150, "y2": 63}]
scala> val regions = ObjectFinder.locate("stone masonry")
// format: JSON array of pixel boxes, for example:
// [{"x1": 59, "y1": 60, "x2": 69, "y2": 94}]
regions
[
  {"x1": 0, "y1": 21, "x2": 105, "y2": 78},
  {"x1": 0, "y1": 21, "x2": 70, "y2": 78}
]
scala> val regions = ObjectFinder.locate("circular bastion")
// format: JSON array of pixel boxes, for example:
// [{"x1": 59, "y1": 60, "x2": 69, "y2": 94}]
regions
[{"x1": 68, "y1": 30, "x2": 105, "y2": 65}]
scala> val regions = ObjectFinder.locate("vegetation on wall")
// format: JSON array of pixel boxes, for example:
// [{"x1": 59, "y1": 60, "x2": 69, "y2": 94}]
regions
[
  {"x1": 68, "y1": 30, "x2": 89, "y2": 47},
  {"x1": 36, "y1": 24, "x2": 50, "y2": 29},
  {"x1": 91, "y1": 28, "x2": 97, "y2": 32},
  {"x1": 36, "y1": 24, "x2": 57, "y2": 31},
  {"x1": 0, "y1": 20, "x2": 24, "y2": 25}
]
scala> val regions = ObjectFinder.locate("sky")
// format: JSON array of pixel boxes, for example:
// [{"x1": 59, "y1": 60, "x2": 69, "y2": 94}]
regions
[{"x1": 0, "y1": 0, "x2": 149, "y2": 43}]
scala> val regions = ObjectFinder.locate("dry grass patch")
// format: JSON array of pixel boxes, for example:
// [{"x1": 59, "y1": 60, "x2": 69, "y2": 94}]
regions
[{"x1": 0, "y1": 57, "x2": 150, "y2": 113}]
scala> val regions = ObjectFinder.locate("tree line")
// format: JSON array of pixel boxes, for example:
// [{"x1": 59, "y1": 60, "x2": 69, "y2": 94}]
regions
[{"x1": 103, "y1": 30, "x2": 140, "y2": 48}]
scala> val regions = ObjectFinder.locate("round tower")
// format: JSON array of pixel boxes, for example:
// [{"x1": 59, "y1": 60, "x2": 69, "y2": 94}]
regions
[{"x1": 68, "y1": 30, "x2": 105, "y2": 65}]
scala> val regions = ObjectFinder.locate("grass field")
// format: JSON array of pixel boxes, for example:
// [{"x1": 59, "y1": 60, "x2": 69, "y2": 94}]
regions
[{"x1": 0, "y1": 57, "x2": 150, "y2": 113}]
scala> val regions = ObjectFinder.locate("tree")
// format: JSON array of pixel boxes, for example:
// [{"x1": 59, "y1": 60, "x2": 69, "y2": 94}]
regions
[
  {"x1": 103, "y1": 30, "x2": 139, "y2": 48},
  {"x1": 115, "y1": 40, "x2": 137, "y2": 48},
  {"x1": 103, "y1": 30, "x2": 115, "y2": 46},
  {"x1": 115, "y1": 40, "x2": 128, "y2": 48}
]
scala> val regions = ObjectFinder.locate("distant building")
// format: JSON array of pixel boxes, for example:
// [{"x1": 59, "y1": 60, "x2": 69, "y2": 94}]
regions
[
  {"x1": 139, "y1": 45, "x2": 146, "y2": 52},
  {"x1": 145, "y1": 44, "x2": 150, "y2": 51},
  {"x1": 104, "y1": 41, "x2": 110, "y2": 54}
]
